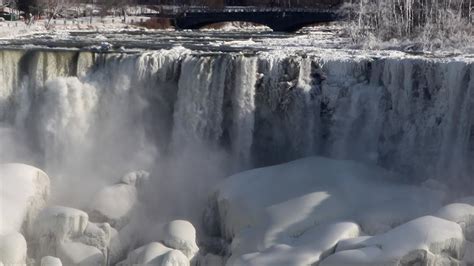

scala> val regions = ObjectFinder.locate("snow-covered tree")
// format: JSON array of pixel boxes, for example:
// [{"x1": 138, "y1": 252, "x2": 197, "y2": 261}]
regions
[{"x1": 342, "y1": 0, "x2": 473, "y2": 49}]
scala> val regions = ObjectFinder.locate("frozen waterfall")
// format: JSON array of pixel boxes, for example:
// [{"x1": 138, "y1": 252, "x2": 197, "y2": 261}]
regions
[{"x1": 1, "y1": 49, "x2": 473, "y2": 189}]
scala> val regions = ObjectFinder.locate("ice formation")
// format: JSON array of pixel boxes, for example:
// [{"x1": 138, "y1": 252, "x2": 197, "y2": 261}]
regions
[
  {"x1": 33, "y1": 206, "x2": 110, "y2": 265},
  {"x1": 0, "y1": 164, "x2": 50, "y2": 236}
]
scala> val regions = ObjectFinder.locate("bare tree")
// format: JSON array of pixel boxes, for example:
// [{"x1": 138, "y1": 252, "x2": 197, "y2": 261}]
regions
[
  {"x1": 97, "y1": 0, "x2": 135, "y2": 20},
  {"x1": 36, "y1": 0, "x2": 69, "y2": 27}
]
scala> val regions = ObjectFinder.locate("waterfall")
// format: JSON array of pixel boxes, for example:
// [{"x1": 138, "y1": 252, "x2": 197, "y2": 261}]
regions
[
  {"x1": 231, "y1": 56, "x2": 257, "y2": 169},
  {"x1": 1, "y1": 49, "x2": 473, "y2": 189}
]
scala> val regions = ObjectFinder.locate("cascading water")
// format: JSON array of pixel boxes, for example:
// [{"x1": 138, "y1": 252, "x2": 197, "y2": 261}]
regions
[{"x1": 2, "y1": 49, "x2": 474, "y2": 189}]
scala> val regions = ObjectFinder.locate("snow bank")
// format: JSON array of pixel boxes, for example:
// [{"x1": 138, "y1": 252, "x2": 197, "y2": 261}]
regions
[
  {"x1": 0, "y1": 163, "x2": 50, "y2": 236},
  {"x1": 211, "y1": 157, "x2": 445, "y2": 265},
  {"x1": 0, "y1": 232, "x2": 27, "y2": 266},
  {"x1": 320, "y1": 216, "x2": 464, "y2": 265}
]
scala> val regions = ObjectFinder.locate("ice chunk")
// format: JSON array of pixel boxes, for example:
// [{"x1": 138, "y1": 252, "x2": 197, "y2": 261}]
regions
[
  {"x1": 320, "y1": 216, "x2": 464, "y2": 265},
  {"x1": 160, "y1": 220, "x2": 199, "y2": 259},
  {"x1": 0, "y1": 232, "x2": 27, "y2": 266},
  {"x1": 41, "y1": 256, "x2": 62, "y2": 266},
  {"x1": 0, "y1": 163, "x2": 50, "y2": 236},
  {"x1": 117, "y1": 242, "x2": 189, "y2": 266}
]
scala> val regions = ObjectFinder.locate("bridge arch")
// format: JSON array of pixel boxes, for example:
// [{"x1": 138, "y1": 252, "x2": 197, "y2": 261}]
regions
[{"x1": 173, "y1": 10, "x2": 338, "y2": 32}]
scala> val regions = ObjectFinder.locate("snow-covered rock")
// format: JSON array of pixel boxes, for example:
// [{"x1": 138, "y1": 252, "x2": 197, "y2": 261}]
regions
[
  {"x1": 0, "y1": 232, "x2": 27, "y2": 266},
  {"x1": 320, "y1": 216, "x2": 464, "y2": 266},
  {"x1": 211, "y1": 157, "x2": 445, "y2": 265},
  {"x1": 78, "y1": 222, "x2": 112, "y2": 257},
  {"x1": 57, "y1": 242, "x2": 103, "y2": 266},
  {"x1": 35, "y1": 206, "x2": 88, "y2": 242},
  {"x1": 33, "y1": 206, "x2": 109, "y2": 265},
  {"x1": 41, "y1": 256, "x2": 62, "y2": 266},
  {"x1": 435, "y1": 203, "x2": 474, "y2": 241},
  {"x1": 0, "y1": 164, "x2": 50, "y2": 236},
  {"x1": 229, "y1": 222, "x2": 360, "y2": 266},
  {"x1": 160, "y1": 220, "x2": 199, "y2": 260},
  {"x1": 117, "y1": 242, "x2": 189, "y2": 266}
]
